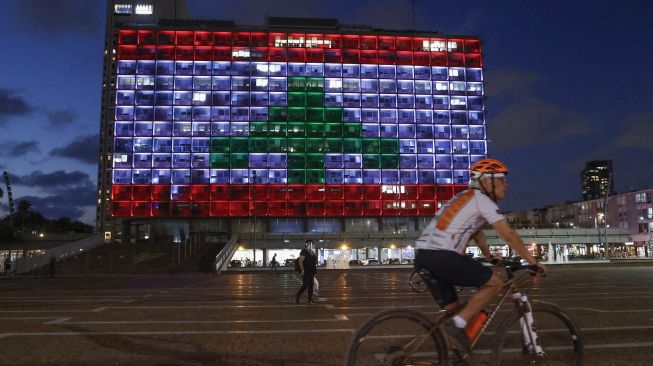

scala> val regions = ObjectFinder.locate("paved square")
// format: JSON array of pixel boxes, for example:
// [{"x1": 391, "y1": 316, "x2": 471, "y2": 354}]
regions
[{"x1": 2, "y1": 265, "x2": 653, "y2": 365}]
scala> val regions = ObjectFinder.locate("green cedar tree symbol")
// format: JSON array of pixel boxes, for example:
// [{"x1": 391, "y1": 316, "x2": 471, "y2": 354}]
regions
[{"x1": 208, "y1": 76, "x2": 401, "y2": 182}]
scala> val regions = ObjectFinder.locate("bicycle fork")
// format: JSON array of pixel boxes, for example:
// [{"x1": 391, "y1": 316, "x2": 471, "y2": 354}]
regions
[{"x1": 513, "y1": 292, "x2": 544, "y2": 357}]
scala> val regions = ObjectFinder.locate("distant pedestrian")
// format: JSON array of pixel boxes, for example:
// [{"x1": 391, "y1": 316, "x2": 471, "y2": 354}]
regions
[
  {"x1": 4, "y1": 256, "x2": 10, "y2": 275},
  {"x1": 294, "y1": 241, "x2": 318, "y2": 304},
  {"x1": 270, "y1": 253, "x2": 278, "y2": 271},
  {"x1": 49, "y1": 255, "x2": 56, "y2": 278}
]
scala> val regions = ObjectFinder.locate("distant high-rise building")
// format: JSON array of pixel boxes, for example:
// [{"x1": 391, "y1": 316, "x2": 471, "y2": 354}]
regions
[{"x1": 581, "y1": 160, "x2": 614, "y2": 200}]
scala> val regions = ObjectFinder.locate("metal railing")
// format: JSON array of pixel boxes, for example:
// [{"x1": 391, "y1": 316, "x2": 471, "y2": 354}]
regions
[
  {"x1": 213, "y1": 233, "x2": 239, "y2": 274},
  {"x1": 14, "y1": 233, "x2": 104, "y2": 274}
]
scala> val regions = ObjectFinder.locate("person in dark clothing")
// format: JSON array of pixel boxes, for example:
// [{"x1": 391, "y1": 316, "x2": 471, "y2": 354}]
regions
[
  {"x1": 270, "y1": 253, "x2": 278, "y2": 271},
  {"x1": 4, "y1": 256, "x2": 10, "y2": 275},
  {"x1": 49, "y1": 255, "x2": 56, "y2": 278},
  {"x1": 294, "y1": 241, "x2": 318, "y2": 304}
]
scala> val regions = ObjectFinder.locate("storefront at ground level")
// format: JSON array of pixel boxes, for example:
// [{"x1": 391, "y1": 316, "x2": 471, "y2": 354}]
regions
[{"x1": 227, "y1": 228, "x2": 634, "y2": 267}]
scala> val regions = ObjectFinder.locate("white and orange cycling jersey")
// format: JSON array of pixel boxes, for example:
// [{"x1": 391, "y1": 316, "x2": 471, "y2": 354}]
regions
[{"x1": 416, "y1": 189, "x2": 504, "y2": 254}]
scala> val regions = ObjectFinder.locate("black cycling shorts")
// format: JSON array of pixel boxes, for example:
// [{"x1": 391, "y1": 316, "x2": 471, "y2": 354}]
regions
[{"x1": 415, "y1": 249, "x2": 493, "y2": 307}]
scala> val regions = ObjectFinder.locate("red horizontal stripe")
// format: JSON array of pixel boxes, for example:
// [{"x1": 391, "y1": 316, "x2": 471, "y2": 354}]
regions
[
  {"x1": 118, "y1": 30, "x2": 481, "y2": 52},
  {"x1": 110, "y1": 183, "x2": 467, "y2": 217}
]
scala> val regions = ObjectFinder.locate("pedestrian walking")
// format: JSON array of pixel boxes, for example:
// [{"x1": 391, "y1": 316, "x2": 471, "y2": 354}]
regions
[
  {"x1": 270, "y1": 253, "x2": 278, "y2": 271},
  {"x1": 4, "y1": 256, "x2": 11, "y2": 275},
  {"x1": 49, "y1": 255, "x2": 56, "y2": 278},
  {"x1": 294, "y1": 240, "x2": 318, "y2": 304}
]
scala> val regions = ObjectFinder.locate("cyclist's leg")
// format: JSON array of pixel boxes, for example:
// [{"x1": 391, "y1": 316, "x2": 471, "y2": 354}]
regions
[
  {"x1": 446, "y1": 255, "x2": 502, "y2": 323},
  {"x1": 457, "y1": 273, "x2": 502, "y2": 323},
  {"x1": 414, "y1": 250, "x2": 459, "y2": 310},
  {"x1": 417, "y1": 250, "x2": 501, "y2": 323}
]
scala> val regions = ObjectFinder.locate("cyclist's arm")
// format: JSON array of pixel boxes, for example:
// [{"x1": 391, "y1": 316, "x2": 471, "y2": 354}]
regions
[
  {"x1": 492, "y1": 220, "x2": 548, "y2": 274},
  {"x1": 471, "y1": 230, "x2": 493, "y2": 261}
]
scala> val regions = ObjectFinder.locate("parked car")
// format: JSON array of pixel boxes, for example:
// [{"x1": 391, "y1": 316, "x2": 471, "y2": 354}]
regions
[
  {"x1": 285, "y1": 258, "x2": 296, "y2": 267},
  {"x1": 229, "y1": 260, "x2": 242, "y2": 268},
  {"x1": 364, "y1": 259, "x2": 380, "y2": 265},
  {"x1": 349, "y1": 259, "x2": 362, "y2": 266}
]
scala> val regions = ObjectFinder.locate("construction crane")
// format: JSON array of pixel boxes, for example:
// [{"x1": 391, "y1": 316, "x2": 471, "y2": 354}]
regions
[{"x1": 2, "y1": 170, "x2": 15, "y2": 227}]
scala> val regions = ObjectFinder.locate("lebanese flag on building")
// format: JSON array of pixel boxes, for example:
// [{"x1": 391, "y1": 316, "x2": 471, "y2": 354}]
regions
[{"x1": 111, "y1": 30, "x2": 483, "y2": 217}]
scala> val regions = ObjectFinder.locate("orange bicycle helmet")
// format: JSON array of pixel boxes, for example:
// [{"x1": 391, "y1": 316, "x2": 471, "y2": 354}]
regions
[{"x1": 470, "y1": 158, "x2": 509, "y2": 180}]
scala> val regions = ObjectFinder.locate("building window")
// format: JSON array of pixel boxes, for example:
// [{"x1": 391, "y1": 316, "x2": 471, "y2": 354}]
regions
[
  {"x1": 635, "y1": 192, "x2": 651, "y2": 203},
  {"x1": 134, "y1": 4, "x2": 153, "y2": 15},
  {"x1": 114, "y1": 4, "x2": 132, "y2": 14}
]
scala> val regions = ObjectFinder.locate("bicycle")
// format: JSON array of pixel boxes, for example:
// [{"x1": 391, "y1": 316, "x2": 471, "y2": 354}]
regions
[
  {"x1": 409, "y1": 268, "x2": 430, "y2": 293},
  {"x1": 344, "y1": 259, "x2": 583, "y2": 365}
]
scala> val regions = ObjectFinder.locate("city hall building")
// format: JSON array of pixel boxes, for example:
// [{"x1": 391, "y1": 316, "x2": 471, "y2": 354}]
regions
[{"x1": 97, "y1": 0, "x2": 488, "y2": 265}]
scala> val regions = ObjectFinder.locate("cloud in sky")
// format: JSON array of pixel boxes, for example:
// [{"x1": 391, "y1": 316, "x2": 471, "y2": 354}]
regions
[
  {"x1": 485, "y1": 69, "x2": 539, "y2": 99},
  {"x1": 0, "y1": 88, "x2": 33, "y2": 124},
  {"x1": 488, "y1": 96, "x2": 593, "y2": 150},
  {"x1": 484, "y1": 69, "x2": 594, "y2": 150},
  {"x1": 611, "y1": 112, "x2": 653, "y2": 150},
  {"x1": 11, "y1": 170, "x2": 92, "y2": 191},
  {"x1": 50, "y1": 134, "x2": 99, "y2": 165},
  {"x1": 3, "y1": 170, "x2": 96, "y2": 220},
  {"x1": 10, "y1": 193, "x2": 94, "y2": 221},
  {"x1": 6, "y1": 0, "x2": 102, "y2": 35},
  {"x1": 0, "y1": 141, "x2": 41, "y2": 158},
  {"x1": 45, "y1": 108, "x2": 78, "y2": 126},
  {"x1": 571, "y1": 111, "x2": 653, "y2": 193}
]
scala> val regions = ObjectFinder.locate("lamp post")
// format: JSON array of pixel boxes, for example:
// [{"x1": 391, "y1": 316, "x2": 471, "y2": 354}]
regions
[{"x1": 602, "y1": 172, "x2": 612, "y2": 259}]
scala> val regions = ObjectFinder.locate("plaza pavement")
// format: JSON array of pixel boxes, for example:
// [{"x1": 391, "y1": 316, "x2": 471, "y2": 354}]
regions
[{"x1": 1, "y1": 263, "x2": 653, "y2": 365}]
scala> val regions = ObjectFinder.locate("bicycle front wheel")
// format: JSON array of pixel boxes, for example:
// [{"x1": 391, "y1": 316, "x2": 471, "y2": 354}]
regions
[
  {"x1": 344, "y1": 308, "x2": 448, "y2": 366},
  {"x1": 409, "y1": 271, "x2": 430, "y2": 293},
  {"x1": 491, "y1": 302, "x2": 583, "y2": 366}
]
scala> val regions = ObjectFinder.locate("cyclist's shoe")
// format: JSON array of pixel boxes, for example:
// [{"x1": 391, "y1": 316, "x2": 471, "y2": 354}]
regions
[
  {"x1": 293, "y1": 296, "x2": 299, "y2": 304},
  {"x1": 443, "y1": 319, "x2": 472, "y2": 356},
  {"x1": 307, "y1": 299, "x2": 318, "y2": 304}
]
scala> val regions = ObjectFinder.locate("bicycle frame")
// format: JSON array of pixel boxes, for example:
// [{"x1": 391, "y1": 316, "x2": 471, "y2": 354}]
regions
[
  {"x1": 401, "y1": 264, "x2": 543, "y2": 361},
  {"x1": 468, "y1": 264, "x2": 542, "y2": 355}
]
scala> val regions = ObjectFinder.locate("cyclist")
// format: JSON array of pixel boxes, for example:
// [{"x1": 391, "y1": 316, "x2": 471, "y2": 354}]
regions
[{"x1": 415, "y1": 158, "x2": 548, "y2": 355}]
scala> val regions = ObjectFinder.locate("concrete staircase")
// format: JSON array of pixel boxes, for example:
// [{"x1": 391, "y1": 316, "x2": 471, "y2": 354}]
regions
[{"x1": 54, "y1": 239, "x2": 224, "y2": 275}]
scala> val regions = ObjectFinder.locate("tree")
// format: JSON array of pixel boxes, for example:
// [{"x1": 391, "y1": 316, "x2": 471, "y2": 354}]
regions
[
  {"x1": 0, "y1": 199, "x2": 93, "y2": 236},
  {"x1": 0, "y1": 221, "x2": 14, "y2": 242}
]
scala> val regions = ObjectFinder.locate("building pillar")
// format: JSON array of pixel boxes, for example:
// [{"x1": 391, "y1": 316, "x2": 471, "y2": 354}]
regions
[{"x1": 263, "y1": 249, "x2": 268, "y2": 267}]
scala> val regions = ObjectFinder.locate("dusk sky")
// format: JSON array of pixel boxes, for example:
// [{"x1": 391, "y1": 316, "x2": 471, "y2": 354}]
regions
[{"x1": 0, "y1": 0, "x2": 652, "y2": 224}]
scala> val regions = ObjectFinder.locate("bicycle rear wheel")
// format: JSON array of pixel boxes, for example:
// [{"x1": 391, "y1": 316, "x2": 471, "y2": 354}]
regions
[
  {"x1": 344, "y1": 308, "x2": 448, "y2": 366},
  {"x1": 491, "y1": 302, "x2": 583, "y2": 366},
  {"x1": 409, "y1": 270, "x2": 430, "y2": 293}
]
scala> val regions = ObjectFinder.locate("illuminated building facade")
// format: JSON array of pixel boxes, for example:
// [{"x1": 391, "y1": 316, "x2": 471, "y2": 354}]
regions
[{"x1": 99, "y1": 2, "x2": 487, "y2": 244}]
